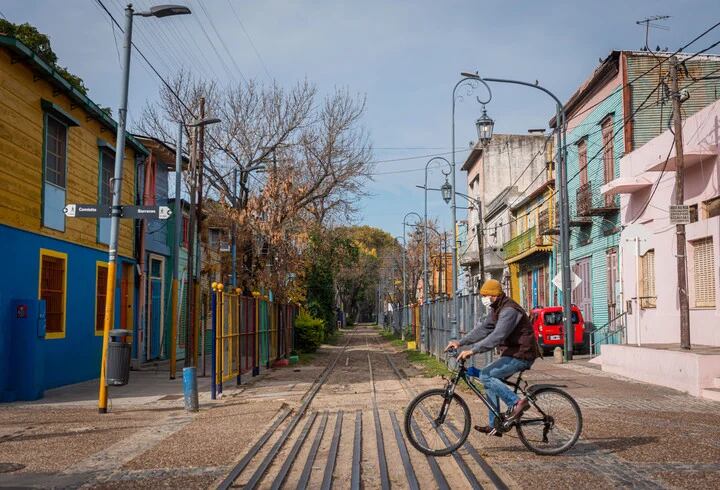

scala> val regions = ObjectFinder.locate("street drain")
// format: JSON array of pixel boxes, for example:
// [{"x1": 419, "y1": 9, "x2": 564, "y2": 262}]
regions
[{"x1": 0, "y1": 463, "x2": 25, "y2": 474}]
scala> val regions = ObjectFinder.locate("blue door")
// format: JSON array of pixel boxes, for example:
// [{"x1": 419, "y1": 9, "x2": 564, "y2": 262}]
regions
[{"x1": 532, "y1": 269, "x2": 539, "y2": 309}]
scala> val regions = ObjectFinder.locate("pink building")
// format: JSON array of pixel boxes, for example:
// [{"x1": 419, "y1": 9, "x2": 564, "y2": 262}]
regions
[{"x1": 600, "y1": 99, "x2": 720, "y2": 400}]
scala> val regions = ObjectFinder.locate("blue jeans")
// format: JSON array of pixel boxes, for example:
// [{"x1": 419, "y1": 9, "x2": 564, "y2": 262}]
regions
[{"x1": 467, "y1": 356, "x2": 533, "y2": 426}]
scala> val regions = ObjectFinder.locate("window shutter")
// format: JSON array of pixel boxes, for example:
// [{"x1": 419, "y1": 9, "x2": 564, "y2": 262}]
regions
[
  {"x1": 694, "y1": 237, "x2": 716, "y2": 307},
  {"x1": 639, "y1": 250, "x2": 656, "y2": 308}
]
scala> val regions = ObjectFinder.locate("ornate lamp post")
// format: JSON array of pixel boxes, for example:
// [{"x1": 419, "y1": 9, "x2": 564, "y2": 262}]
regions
[{"x1": 459, "y1": 70, "x2": 573, "y2": 360}]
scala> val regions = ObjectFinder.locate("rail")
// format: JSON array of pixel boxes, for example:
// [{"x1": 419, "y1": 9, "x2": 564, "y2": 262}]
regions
[{"x1": 589, "y1": 311, "x2": 627, "y2": 356}]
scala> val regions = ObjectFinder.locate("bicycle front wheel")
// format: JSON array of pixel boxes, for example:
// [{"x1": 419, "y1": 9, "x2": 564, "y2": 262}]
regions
[
  {"x1": 516, "y1": 387, "x2": 582, "y2": 455},
  {"x1": 403, "y1": 388, "x2": 471, "y2": 456}
]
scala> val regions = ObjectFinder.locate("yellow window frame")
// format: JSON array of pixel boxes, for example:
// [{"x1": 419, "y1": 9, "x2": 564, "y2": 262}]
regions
[
  {"x1": 95, "y1": 261, "x2": 109, "y2": 336},
  {"x1": 38, "y1": 248, "x2": 68, "y2": 339}
]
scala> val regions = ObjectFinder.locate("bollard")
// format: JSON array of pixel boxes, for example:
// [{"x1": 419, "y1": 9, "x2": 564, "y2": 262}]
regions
[
  {"x1": 553, "y1": 346, "x2": 564, "y2": 364},
  {"x1": 183, "y1": 366, "x2": 199, "y2": 412}
]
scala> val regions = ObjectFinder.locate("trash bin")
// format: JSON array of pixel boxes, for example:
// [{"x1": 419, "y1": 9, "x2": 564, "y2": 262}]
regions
[{"x1": 107, "y1": 329, "x2": 131, "y2": 386}]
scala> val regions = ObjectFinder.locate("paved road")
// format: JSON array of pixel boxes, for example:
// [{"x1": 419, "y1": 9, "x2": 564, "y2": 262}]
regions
[{"x1": 0, "y1": 327, "x2": 718, "y2": 488}]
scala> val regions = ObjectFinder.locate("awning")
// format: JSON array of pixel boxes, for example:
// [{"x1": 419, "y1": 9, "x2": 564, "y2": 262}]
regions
[
  {"x1": 504, "y1": 245, "x2": 553, "y2": 265},
  {"x1": 600, "y1": 175, "x2": 653, "y2": 196},
  {"x1": 644, "y1": 147, "x2": 717, "y2": 172}
]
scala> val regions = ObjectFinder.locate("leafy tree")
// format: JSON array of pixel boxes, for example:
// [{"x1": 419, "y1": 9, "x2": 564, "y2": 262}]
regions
[{"x1": 0, "y1": 20, "x2": 88, "y2": 95}]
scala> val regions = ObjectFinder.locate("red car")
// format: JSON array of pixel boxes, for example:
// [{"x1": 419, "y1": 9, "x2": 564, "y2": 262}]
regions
[{"x1": 530, "y1": 305, "x2": 587, "y2": 354}]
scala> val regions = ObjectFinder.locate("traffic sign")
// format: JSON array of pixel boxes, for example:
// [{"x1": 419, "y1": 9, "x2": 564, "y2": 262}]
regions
[
  {"x1": 552, "y1": 271, "x2": 582, "y2": 292},
  {"x1": 121, "y1": 205, "x2": 173, "y2": 220},
  {"x1": 63, "y1": 204, "x2": 111, "y2": 218},
  {"x1": 64, "y1": 204, "x2": 172, "y2": 220}
]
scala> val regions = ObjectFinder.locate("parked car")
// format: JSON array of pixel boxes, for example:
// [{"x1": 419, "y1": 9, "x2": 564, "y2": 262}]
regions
[{"x1": 529, "y1": 305, "x2": 588, "y2": 354}]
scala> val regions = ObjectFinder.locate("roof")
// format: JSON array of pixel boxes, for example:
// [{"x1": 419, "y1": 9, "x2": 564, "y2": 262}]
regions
[
  {"x1": 0, "y1": 35, "x2": 148, "y2": 156},
  {"x1": 461, "y1": 143, "x2": 484, "y2": 172},
  {"x1": 550, "y1": 50, "x2": 720, "y2": 128},
  {"x1": 484, "y1": 186, "x2": 518, "y2": 222},
  {"x1": 510, "y1": 178, "x2": 555, "y2": 212},
  {"x1": 134, "y1": 135, "x2": 190, "y2": 170}
]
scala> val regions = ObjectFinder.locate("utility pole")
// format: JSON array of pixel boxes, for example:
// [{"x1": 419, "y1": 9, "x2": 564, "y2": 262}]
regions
[
  {"x1": 475, "y1": 200, "x2": 484, "y2": 283},
  {"x1": 170, "y1": 122, "x2": 183, "y2": 380},
  {"x1": 184, "y1": 126, "x2": 198, "y2": 368},
  {"x1": 195, "y1": 97, "x2": 206, "y2": 372},
  {"x1": 231, "y1": 168, "x2": 238, "y2": 287},
  {"x1": 670, "y1": 56, "x2": 691, "y2": 350}
]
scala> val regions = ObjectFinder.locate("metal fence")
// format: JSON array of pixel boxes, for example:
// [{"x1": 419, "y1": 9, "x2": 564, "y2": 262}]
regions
[
  {"x1": 388, "y1": 293, "x2": 495, "y2": 369},
  {"x1": 211, "y1": 286, "x2": 297, "y2": 397}
]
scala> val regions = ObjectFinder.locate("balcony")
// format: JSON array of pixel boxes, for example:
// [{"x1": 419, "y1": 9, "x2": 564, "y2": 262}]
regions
[
  {"x1": 504, "y1": 226, "x2": 552, "y2": 263},
  {"x1": 538, "y1": 208, "x2": 556, "y2": 236},
  {"x1": 576, "y1": 181, "x2": 618, "y2": 217}
]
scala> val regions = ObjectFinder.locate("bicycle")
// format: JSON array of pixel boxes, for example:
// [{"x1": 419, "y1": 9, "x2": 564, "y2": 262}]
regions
[{"x1": 404, "y1": 349, "x2": 583, "y2": 456}]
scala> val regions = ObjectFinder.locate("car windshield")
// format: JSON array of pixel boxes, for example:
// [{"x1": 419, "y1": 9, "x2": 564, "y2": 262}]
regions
[{"x1": 544, "y1": 311, "x2": 579, "y2": 325}]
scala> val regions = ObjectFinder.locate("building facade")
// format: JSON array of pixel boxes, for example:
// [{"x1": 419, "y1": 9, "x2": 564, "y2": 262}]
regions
[
  {"x1": 554, "y1": 50, "x2": 720, "y2": 337},
  {"x1": 504, "y1": 149, "x2": 555, "y2": 311},
  {"x1": 461, "y1": 133, "x2": 549, "y2": 291},
  {"x1": 0, "y1": 35, "x2": 148, "y2": 400},
  {"x1": 603, "y1": 99, "x2": 720, "y2": 346}
]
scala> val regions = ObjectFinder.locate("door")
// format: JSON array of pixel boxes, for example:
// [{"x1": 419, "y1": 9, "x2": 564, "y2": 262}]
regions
[
  {"x1": 147, "y1": 256, "x2": 165, "y2": 360},
  {"x1": 572, "y1": 257, "x2": 592, "y2": 328},
  {"x1": 120, "y1": 263, "x2": 134, "y2": 331},
  {"x1": 606, "y1": 248, "x2": 618, "y2": 331}
]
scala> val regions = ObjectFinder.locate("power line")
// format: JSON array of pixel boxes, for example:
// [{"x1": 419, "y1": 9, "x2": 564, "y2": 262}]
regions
[
  {"x1": 227, "y1": 0, "x2": 272, "y2": 80},
  {"x1": 196, "y1": 0, "x2": 247, "y2": 82},
  {"x1": 560, "y1": 21, "x2": 720, "y2": 127}
]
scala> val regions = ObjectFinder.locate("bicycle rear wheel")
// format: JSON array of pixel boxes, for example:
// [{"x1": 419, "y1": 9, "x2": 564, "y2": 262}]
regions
[
  {"x1": 516, "y1": 387, "x2": 582, "y2": 455},
  {"x1": 403, "y1": 388, "x2": 471, "y2": 456}
]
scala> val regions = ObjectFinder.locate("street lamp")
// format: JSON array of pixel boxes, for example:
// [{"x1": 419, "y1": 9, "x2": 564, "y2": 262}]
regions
[
  {"x1": 449, "y1": 72, "x2": 493, "y2": 340},
  {"x1": 440, "y1": 176, "x2": 452, "y2": 204},
  {"x1": 171, "y1": 116, "x2": 221, "y2": 391},
  {"x1": 475, "y1": 106, "x2": 495, "y2": 145},
  {"x1": 461, "y1": 70, "x2": 573, "y2": 360},
  {"x1": 98, "y1": 2, "x2": 192, "y2": 415}
]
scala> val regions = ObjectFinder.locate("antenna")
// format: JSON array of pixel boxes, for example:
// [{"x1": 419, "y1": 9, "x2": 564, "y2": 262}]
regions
[{"x1": 636, "y1": 15, "x2": 671, "y2": 51}]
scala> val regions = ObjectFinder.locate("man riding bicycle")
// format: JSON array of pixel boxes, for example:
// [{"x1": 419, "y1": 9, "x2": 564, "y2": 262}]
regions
[{"x1": 445, "y1": 279, "x2": 540, "y2": 436}]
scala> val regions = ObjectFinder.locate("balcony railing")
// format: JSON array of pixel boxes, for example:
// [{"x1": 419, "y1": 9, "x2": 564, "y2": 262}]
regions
[
  {"x1": 576, "y1": 181, "x2": 618, "y2": 217},
  {"x1": 538, "y1": 208, "x2": 555, "y2": 236},
  {"x1": 503, "y1": 226, "x2": 545, "y2": 261}
]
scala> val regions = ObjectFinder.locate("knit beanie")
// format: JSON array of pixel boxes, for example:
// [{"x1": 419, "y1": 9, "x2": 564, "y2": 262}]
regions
[{"x1": 479, "y1": 278, "x2": 503, "y2": 296}]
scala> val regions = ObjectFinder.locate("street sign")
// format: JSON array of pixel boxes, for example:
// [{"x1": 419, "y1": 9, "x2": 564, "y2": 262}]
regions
[
  {"x1": 64, "y1": 204, "x2": 172, "y2": 219},
  {"x1": 553, "y1": 271, "x2": 582, "y2": 292},
  {"x1": 120, "y1": 205, "x2": 173, "y2": 220},
  {"x1": 669, "y1": 205, "x2": 691, "y2": 224},
  {"x1": 63, "y1": 204, "x2": 111, "y2": 218}
]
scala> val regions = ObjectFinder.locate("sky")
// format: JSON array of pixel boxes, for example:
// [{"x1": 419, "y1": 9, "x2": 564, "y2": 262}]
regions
[{"x1": 2, "y1": 0, "x2": 720, "y2": 239}]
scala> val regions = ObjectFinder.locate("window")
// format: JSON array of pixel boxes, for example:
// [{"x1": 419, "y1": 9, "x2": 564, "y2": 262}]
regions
[
  {"x1": 43, "y1": 115, "x2": 68, "y2": 231},
  {"x1": 45, "y1": 116, "x2": 67, "y2": 188},
  {"x1": 602, "y1": 116, "x2": 615, "y2": 207},
  {"x1": 39, "y1": 249, "x2": 67, "y2": 338},
  {"x1": 95, "y1": 262, "x2": 109, "y2": 335},
  {"x1": 208, "y1": 228, "x2": 224, "y2": 248},
  {"x1": 702, "y1": 196, "x2": 720, "y2": 220},
  {"x1": 639, "y1": 250, "x2": 656, "y2": 308},
  {"x1": 601, "y1": 116, "x2": 615, "y2": 183},
  {"x1": 692, "y1": 237, "x2": 716, "y2": 308},
  {"x1": 98, "y1": 149, "x2": 114, "y2": 244},
  {"x1": 182, "y1": 215, "x2": 190, "y2": 248},
  {"x1": 577, "y1": 138, "x2": 588, "y2": 186},
  {"x1": 100, "y1": 149, "x2": 114, "y2": 206}
]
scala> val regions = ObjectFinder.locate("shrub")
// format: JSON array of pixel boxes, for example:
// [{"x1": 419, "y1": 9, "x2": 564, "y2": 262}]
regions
[{"x1": 295, "y1": 309, "x2": 325, "y2": 353}]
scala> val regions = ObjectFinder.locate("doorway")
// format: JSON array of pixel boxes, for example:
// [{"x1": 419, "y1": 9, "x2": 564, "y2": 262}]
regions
[{"x1": 147, "y1": 255, "x2": 165, "y2": 360}]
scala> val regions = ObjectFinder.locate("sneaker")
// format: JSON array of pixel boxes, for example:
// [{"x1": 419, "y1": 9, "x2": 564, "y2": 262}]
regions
[
  {"x1": 508, "y1": 398, "x2": 530, "y2": 420},
  {"x1": 474, "y1": 425, "x2": 502, "y2": 437}
]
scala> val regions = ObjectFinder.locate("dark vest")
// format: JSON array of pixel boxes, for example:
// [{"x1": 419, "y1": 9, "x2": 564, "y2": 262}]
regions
[{"x1": 491, "y1": 294, "x2": 539, "y2": 361}]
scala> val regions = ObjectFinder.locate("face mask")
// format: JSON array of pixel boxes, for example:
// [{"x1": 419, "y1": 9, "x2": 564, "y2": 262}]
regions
[{"x1": 481, "y1": 296, "x2": 493, "y2": 308}]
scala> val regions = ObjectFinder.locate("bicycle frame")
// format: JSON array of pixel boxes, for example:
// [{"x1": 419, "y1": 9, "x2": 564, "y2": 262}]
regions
[{"x1": 445, "y1": 358, "x2": 565, "y2": 432}]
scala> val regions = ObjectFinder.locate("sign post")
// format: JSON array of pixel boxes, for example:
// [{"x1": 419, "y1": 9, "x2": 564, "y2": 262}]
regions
[{"x1": 64, "y1": 202, "x2": 172, "y2": 412}]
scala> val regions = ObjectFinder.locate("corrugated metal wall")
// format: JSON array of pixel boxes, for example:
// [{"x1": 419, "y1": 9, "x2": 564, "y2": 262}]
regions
[
  {"x1": 562, "y1": 88, "x2": 623, "y2": 329},
  {"x1": 628, "y1": 54, "x2": 720, "y2": 149}
]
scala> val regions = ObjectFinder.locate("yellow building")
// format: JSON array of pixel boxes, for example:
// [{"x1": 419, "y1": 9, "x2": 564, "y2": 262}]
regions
[{"x1": 0, "y1": 34, "x2": 148, "y2": 399}]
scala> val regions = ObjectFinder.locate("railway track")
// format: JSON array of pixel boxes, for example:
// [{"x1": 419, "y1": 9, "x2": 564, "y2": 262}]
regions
[{"x1": 215, "y1": 327, "x2": 510, "y2": 489}]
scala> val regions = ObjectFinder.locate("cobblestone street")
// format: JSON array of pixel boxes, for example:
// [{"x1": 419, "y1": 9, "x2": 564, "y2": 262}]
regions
[{"x1": 0, "y1": 327, "x2": 719, "y2": 489}]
